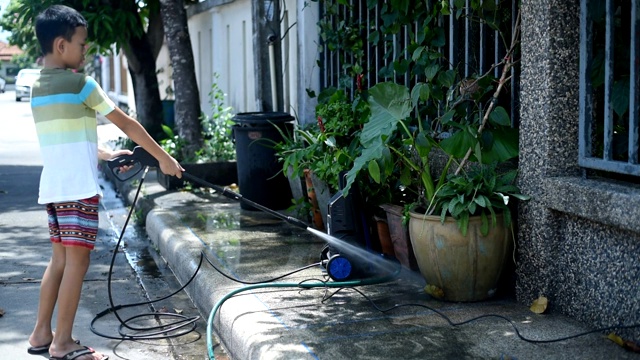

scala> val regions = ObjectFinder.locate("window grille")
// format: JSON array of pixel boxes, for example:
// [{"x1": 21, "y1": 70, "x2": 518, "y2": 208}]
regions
[
  {"x1": 318, "y1": 0, "x2": 520, "y2": 126},
  {"x1": 579, "y1": 0, "x2": 640, "y2": 177}
]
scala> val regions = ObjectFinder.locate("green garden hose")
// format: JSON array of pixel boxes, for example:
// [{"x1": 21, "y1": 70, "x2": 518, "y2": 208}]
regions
[{"x1": 206, "y1": 272, "x2": 398, "y2": 360}]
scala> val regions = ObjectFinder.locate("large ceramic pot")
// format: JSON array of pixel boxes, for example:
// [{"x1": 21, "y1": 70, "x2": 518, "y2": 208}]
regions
[{"x1": 408, "y1": 210, "x2": 512, "y2": 302}]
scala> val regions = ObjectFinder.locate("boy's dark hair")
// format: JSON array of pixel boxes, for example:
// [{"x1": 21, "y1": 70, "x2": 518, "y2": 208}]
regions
[{"x1": 35, "y1": 5, "x2": 87, "y2": 55}]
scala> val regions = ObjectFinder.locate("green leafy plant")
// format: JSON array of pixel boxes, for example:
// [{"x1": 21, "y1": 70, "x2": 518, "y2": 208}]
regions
[
  {"x1": 275, "y1": 88, "x2": 367, "y2": 192},
  {"x1": 429, "y1": 165, "x2": 529, "y2": 236},
  {"x1": 341, "y1": 3, "x2": 528, "y2": 235},
  {"x1": 160, "y1": 74, "x2": 235, "y2": 163}
]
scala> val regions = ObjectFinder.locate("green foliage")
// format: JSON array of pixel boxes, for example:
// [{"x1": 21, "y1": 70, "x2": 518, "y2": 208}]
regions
[
  {"x1": 429, "y1": 165, "x2": 530, "y2": 236},
  {"x1": 112, "y1": 136, "x2": 135, "y2": 152},
  {"x1": 274, "y1": 88, "x2": 367, "y2": 193},
  {"x1": 317, "y1": 3, "x2": 366, "y2": 87},
  {"x1": 159, "y1": 125, "x2": 187, "y2": 159},
  {"x1": 160, "y1": 75, "x2": 235, "y2": 163},
  {"x1": 1, "y1": 0, "x2": 150, "y2": 59},
  {"x1": 332, "y1": 0, "x2": 528, "y2": 235},
  {"x1": 195, "y1": 80, "x2": 236, "y2": 162}
]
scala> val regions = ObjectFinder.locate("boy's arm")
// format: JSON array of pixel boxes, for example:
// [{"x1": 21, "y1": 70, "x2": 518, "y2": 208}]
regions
[
  {"x1": 105, "y1": 107, "x2": 184, "y2": 178},
  {"x1": 98, "y1": 146, "x2": 132, "y2": 161}
]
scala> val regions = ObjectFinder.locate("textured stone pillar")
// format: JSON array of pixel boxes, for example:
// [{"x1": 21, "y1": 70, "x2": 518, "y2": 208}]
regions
[
  {"x1": 517, "y1": 0, "x2": 640, "y2": 342},
  {"x1": 517, "y1": 0, "x2": 582, "y2": 300}
]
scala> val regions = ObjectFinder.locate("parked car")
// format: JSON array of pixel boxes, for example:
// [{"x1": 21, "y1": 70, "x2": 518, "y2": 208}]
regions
[
  {"x1": 15, "y1": 69, "x2": 41, "y2": 101},
  {"x1": 0, "y1": 76, "x2": 5, "y2": 93}
]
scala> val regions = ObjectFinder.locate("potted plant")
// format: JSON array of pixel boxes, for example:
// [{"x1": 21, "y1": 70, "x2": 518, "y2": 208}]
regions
[
  {"x1": 158, "y1": 76, "x2": 237, "y2": 190},
  {"x1": 274, "y1": 88, "x2": 370, "y2": 229},
  {"x1": 342, "y1": 7, "x2": 527, "y2": 301}
]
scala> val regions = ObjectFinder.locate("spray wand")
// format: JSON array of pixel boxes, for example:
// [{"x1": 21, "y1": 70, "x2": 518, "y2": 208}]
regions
[{"x1": 108, "y1": 146, "x2": 310, "y2": 230}]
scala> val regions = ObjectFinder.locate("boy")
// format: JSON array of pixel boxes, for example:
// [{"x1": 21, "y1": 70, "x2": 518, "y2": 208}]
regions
[{"x1": 28, "y1": 5, "x2": 183, "y2": 360}]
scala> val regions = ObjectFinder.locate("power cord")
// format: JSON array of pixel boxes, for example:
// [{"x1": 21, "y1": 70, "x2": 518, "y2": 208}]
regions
[
  {"x1": 201, "y1": 251, "x2": 322, "y2": 284},
  {"x1": 322, "y1": 286, "x2": 640, "y2": 344},
  {"x1": 98, "y1": 165, "x2": 639, "y2": 358}
]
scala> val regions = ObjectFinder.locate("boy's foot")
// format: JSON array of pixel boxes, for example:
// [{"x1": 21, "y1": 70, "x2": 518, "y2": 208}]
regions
[
  {"x1": 28, "y1": 332, "x2": 79, "y2": 354},
  {"x1": 27, "y1": 342, "x2": 53, "y2": 355},
  {"x1": 48, "y1": 345, "x2": 108, "y2": 360}
]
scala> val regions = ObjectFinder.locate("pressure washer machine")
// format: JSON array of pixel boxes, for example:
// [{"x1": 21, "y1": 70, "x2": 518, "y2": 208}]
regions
[{"x1": 319, "y1": 172, "x2": 390, "y2": 281}]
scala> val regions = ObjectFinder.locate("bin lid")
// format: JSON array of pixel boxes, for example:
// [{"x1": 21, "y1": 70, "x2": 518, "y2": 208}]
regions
[{"x1": 232, "y1": 112, "x2": 295, "y2": 126}]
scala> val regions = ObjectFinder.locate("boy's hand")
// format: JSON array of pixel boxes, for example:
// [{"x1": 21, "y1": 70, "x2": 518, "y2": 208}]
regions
[
  {"x1": 159, "y1": 155, "x2": 184, "y2": 178},
  {"x1": 100, "y1": 148, "x2": 135, "y2": 173},
  {"x1": 99, "y1": 147, "x2": 133, "y2": 161}
]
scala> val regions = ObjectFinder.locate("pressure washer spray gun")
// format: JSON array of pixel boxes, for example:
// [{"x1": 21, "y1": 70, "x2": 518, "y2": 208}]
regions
[{"x1": 108, "y1": 146, "x2": 398, "y2": 281}]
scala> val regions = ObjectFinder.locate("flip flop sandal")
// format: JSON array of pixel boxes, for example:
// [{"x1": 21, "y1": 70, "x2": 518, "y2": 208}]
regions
[
  {"x1": 27, "y1": 339, "x2": 81, "y2": 355},
  {"x1": 48, "y1": 346, "x2": 109, "y2": 360}
]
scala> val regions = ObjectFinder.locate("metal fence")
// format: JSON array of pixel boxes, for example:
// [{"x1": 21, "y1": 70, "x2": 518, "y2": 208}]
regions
[
  {"x1": 579, "y1": 0, "x2": 640, "y2": 177},
  {"x1": 319, "y1": 0, "x2": 520, "y2": 126}
]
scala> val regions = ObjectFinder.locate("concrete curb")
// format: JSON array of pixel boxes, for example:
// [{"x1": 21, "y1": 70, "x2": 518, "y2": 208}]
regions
[{"x1": 117, "y1": 171, "x2": 309, "y2": 359}]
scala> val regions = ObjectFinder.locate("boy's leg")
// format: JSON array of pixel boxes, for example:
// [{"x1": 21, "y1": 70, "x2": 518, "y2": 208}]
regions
[
  {"x1": 29, "y1": 242, "x2": 66, "y2": 347},
  {"x1": 48, "y1": 245, "x2": 94, "y2": 358},
  {"x1": 39, "y1": 196, "x2": 108, "y2": 359}
]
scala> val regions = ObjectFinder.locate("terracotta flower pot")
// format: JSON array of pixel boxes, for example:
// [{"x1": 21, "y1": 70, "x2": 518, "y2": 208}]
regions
[
  {"x1": 380, "y1": 204, "x2": 418, "y2": 271},
  {"x1": 408, "y1": 210, "x2": 512, "y2": 302}
]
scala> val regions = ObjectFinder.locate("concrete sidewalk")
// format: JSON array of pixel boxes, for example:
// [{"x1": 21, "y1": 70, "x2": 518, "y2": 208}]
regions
[{"x1": 107, "y1": 166, "x2": 639, "y2": 360}]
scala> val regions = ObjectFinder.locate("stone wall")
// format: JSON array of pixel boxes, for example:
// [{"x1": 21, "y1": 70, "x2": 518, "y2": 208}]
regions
[{"x1": 517, "y1": 0, "x2": 640, "y2": 342}]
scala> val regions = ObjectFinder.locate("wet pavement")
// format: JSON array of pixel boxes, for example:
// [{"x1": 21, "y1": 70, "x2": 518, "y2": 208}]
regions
[{"x1": 106, "y1": 165, "x2": 640, "y2": 360}]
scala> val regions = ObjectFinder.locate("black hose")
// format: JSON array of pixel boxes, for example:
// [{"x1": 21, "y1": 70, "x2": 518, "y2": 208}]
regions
[{"x1": 91, "y1": 169, "x2": 200, "y2": 340}]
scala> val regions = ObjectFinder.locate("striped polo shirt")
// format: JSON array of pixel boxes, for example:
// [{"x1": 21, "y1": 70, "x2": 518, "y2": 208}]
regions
[{"x1": 31, "y1": 68, "x2": 116, "y2": 204}]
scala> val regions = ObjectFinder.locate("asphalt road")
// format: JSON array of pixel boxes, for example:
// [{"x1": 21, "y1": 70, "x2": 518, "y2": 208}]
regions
[{"x1": 0, "y1": 89, "x2": 208, "y2": 360}]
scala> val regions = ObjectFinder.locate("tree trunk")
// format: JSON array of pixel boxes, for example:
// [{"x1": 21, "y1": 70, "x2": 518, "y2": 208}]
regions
[
  {"x1": 122, "y1": 35, "x2": 164, "y2": 141},
  {"x1": 159, "y1": 0, "x2": 202, "y2": 158},
  {"x1": 120, "y1": 2, "x2": 165, "y2": 141}
]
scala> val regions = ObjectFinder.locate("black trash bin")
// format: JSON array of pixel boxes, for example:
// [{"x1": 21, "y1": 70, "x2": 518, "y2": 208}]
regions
[{"x1": 232, "y1": 112, "x2": 294, "y2": 210}]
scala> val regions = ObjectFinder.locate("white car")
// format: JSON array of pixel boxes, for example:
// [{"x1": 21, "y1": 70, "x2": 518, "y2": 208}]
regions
[
  {"x1": 0, "y1": 76, "x2": 5, "y2": 93},
  {"x1": 15, "y1": 69, "x2": 41, "y2": 101}
]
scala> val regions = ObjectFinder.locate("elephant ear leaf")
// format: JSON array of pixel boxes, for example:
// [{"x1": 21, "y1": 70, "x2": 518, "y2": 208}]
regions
[
  {"x1": 440, "y1": 130, "x2": 476, "y2": 158},
  {"x1": 359, "y1": 82, "x2": 411, "y2": 146},
  {"x1": 344, "y1": 141, "x2": 385, "y2": 193},
  {"x1": 344, "y1": 82, "x2": 412, "y2": 194},
  {"x1": 481, "y1": 127, "x2": 519, "y2": 164}
]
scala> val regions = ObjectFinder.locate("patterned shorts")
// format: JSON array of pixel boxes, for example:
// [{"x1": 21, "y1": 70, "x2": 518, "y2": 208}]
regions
[{"x1": 46, "y1": 195, "x2": 100, "y2": 250}]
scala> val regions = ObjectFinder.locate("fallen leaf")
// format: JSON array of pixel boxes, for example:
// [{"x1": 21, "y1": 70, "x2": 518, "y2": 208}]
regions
[
  {"x1": 174, "y1": 308, "x2": 183, "y2": 314},
  {"x1": 0, "y1": 308, "x2": 5, "y2": 316},
  {"x1": 608, "y1": 333, "x2": 640, "y2": 353},
  {"x1": 530, "y1": 296, "x2": 548, "y2": 314},
  {"x1": 608, "y1": 333, "x2": 625, "y2": 346},
  {"x1": 424, "y1": 284, "x2": 445, "y2": 299}
]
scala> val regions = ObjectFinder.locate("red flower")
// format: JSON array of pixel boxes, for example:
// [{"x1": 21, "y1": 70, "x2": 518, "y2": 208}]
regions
[{"x1": 317, "y1": 116, "x2": 326, "y2": 133}]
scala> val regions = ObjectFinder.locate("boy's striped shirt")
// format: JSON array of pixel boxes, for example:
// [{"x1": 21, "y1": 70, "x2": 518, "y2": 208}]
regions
[{"x1": 31, "y1": 68, "x2": 116, "y2": 204}]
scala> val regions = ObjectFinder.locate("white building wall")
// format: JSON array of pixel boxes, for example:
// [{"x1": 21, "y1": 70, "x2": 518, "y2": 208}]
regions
[
  {"x1": 100, "y1": 45, "x2": 172, "y2": 117},
  {"x1": 187, "y1": 0, "x2": 254, "y2": 115},
  {"x1": 295, "y1": 0, "x2": 320, "y2": 126},
  {"x1": 156, "y1": 43, "x2": 174, "y2": 101},
  {"x1": 186, "y1": 0, "x2": 319, "y2": 121},
  {"x1": 98, "y1": 0, "x2": 321, "y2": 124},
  {"x1": 188, "y1": 11, "x2": 213, "y2": 112}
]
